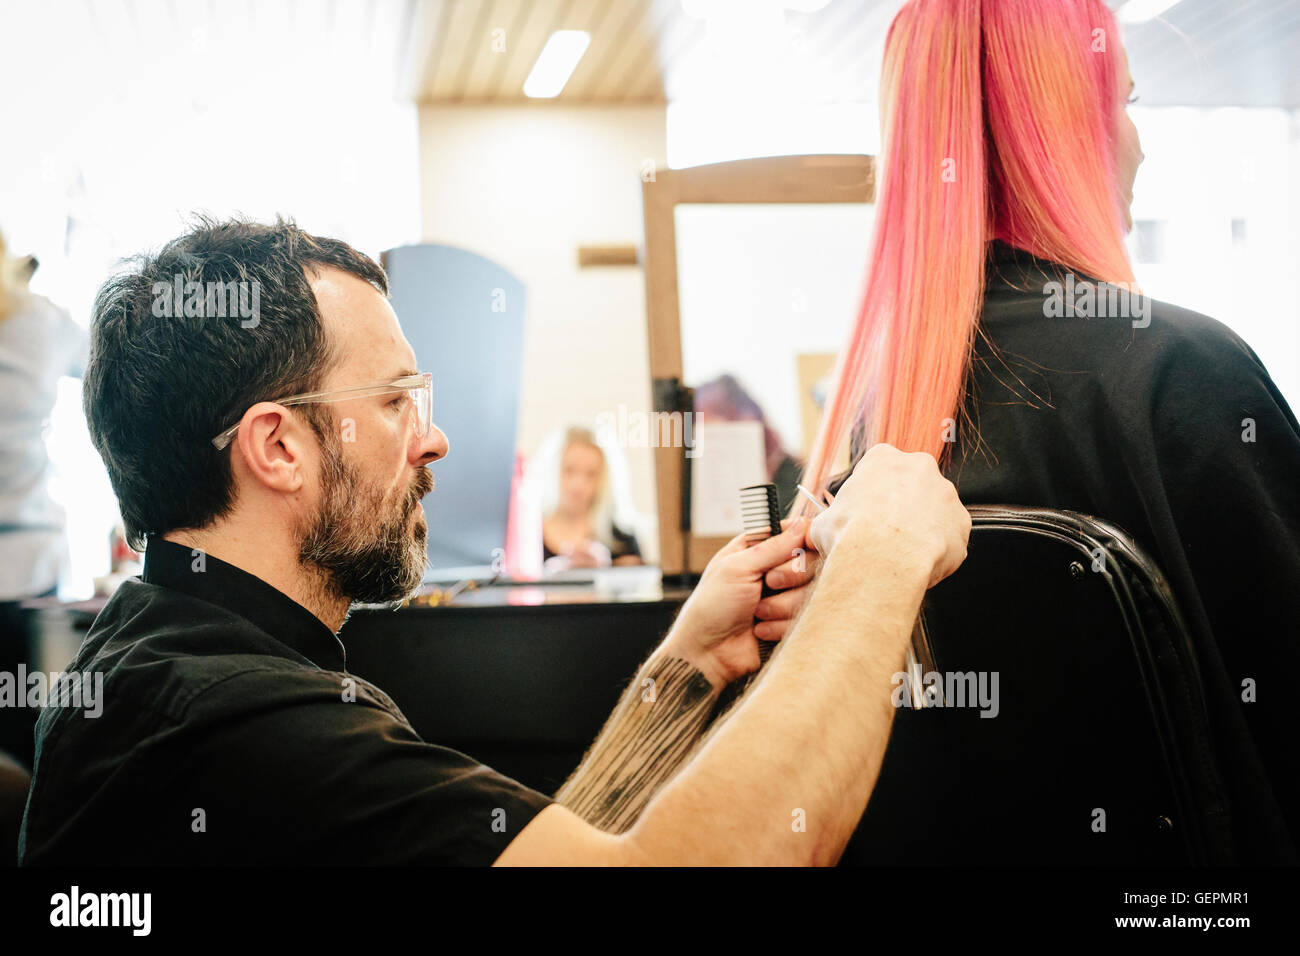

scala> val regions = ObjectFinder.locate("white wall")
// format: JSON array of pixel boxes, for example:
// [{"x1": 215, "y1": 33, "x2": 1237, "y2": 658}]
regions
[
  {"x1": 418, "y1": 104, "x2": 667, "y2": 561},
  {"x1": 1125, "y1": 107, "x2": 1300, "y2": 411}
]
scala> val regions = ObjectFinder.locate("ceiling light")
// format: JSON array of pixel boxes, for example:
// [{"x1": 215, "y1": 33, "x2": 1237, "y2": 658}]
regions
[
  {"x1": 523, "y1": 30, "x2": 590, "y2": 98},
  {"x1": 1116, "y1": 0, "x2": 1184, "y2": 24}
]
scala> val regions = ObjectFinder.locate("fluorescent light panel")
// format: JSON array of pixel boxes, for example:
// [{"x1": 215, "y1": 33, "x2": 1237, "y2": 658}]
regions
[
  {"x1": 523, "y1": 30, "x2": 591, "y2": 98},
  {"x1": 1117, "y1": 0, "x2": 1184, "y2": 25}
]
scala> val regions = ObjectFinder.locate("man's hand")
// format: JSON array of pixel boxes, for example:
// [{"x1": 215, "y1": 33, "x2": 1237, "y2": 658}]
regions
[
  {"x1": 661, "y1": 517, "x2": 819, "y2": 688},
  {"x1": 810, "y1": 443, "x2": 970, "y2": 589}
]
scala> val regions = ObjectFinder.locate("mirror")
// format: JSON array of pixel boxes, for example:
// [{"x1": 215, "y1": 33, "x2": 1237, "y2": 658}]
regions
[
  {"x1": 676, "y1": 202, "x2": 873, "y2": 527},
  {"x1": 640, "y1": 155, "x2": 875, "y2": 574}
]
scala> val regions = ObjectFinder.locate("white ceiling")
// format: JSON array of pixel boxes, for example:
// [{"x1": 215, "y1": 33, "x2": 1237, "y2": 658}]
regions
[{"x1": 1, "y1": 0, "x2": 1297, "y2": 108}]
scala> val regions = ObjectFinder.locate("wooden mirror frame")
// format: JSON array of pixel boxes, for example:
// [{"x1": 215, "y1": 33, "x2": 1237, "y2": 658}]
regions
[{"x1": 640, "y1": 154, "x2": 876, "y2": 576}]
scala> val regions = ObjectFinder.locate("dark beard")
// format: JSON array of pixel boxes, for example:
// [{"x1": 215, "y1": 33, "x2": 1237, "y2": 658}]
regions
[{"x1": 297, "y1": 428, "x2": 434, "y2": 605}]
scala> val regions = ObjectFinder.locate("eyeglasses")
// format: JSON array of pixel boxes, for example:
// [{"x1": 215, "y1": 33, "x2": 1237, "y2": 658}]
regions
[{"x1": 211, "y1": 372, "x2": 433, "y2": 451}]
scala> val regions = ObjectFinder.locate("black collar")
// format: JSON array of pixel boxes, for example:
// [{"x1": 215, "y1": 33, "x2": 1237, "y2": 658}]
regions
[
  {"x1": 986, "y1": 239, "x2": 1094, "y2": 294},
  {"x1": 142, "y1": 537, "x2": 348, "y2": 672}
]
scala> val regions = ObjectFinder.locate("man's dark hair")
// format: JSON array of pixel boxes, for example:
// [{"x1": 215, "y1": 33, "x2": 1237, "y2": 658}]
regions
[{"x1": 85, "y1": 215, "x2": 389, "y2": 550}]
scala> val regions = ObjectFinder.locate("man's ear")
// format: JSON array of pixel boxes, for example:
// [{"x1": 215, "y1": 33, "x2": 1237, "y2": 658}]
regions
[{"x1": 231, "y1": 402, "x2": 313, "y2": 494}]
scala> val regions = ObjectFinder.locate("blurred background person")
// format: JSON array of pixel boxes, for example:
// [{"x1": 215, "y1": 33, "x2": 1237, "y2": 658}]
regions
[
  {"x1": 0, "y1": 228, "x2": 86, "y2": 770},
  {"x1": 694, "y1": 373, "x2": 803, "y2": 515},
  {"x1": 538, "y1": 426, "x2": 642, "y2": 573}
]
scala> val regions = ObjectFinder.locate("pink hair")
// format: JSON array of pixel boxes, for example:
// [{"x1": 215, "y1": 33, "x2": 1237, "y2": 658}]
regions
[{"x1": 793, "y1": 0, "x2": 1137, "y2": 517}]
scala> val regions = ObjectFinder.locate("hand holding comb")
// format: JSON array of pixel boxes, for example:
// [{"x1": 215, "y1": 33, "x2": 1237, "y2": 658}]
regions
[{"x1": 739, "y1": 482, "x2": 785, "y2": 667}]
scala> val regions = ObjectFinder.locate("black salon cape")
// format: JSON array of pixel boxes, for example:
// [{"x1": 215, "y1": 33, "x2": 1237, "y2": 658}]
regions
[
  {"x1": 833, "y1": 241, "x2": 1299, "y2": 862},
  {"x1": 18, "y1": 538, "x2": 554, "y2": 865}
]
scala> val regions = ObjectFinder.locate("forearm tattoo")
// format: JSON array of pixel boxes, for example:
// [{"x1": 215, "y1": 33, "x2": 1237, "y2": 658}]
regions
[
  {"x1": 706, "y1": 637, "x2": 779, "y2": 728},
  {"x1": 555, "y1": 655, "x2": 719, "y2": 834}
]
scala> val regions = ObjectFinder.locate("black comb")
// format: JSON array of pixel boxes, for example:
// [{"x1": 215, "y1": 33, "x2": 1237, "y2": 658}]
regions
[
  {"x1": 739, "y1": 482, "x2": 782, "y2": 665},
  {"x1": 706, "y1": 483, "x2": 784, "y2": 726}
]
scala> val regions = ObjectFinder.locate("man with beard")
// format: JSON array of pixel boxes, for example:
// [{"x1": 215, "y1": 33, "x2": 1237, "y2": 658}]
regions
[{"x1": 18, "y1": 218, "x2": 969, "y2": 866}]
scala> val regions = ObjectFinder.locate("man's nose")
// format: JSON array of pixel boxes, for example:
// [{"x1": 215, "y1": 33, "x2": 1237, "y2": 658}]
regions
[{"x1": 413, "y1": 423, "x2": 449, "y2": 465}]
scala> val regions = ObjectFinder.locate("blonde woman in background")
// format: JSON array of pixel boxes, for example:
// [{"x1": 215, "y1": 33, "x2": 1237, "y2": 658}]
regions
[
  {"x1": 541, "y1": 426, "x2": 642, "y2": 572},
  {"x1": 0, "y1": 229, "x2": 87, "y2": 772}
]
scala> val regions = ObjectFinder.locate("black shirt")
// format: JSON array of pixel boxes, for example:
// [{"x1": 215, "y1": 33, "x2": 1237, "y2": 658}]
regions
[
  {"x1": 18, "y1": 538, "x2": 553, "y2": 865},
  {"x1": 836, "y1": 241, "x2": 1300, "y2": 862}
]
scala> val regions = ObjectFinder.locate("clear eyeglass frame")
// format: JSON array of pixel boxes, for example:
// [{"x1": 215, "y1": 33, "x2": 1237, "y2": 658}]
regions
[{"x1": 210, "y1": 372, "x2": 433, "y2": 451}]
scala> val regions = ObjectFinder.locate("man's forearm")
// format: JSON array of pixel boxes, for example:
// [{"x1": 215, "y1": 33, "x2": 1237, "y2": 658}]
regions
[
  {"x1": 554, "y1": 643, "x2": 722, "y2": 833},
  {"x1": 620, "y1": 539, "x2": 926, "y2": 865}
]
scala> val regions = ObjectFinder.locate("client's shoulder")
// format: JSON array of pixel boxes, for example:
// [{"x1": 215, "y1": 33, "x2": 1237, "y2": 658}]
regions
[
  {"x1": 1104, "y1": 295, "x2": 1268, "y2": 391},
  {"x1": 982, "y1": 269, "x2": 1265, "y2": 386}
]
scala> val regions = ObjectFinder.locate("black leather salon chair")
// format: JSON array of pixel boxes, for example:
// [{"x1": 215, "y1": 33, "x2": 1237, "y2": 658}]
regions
[{"x1": 842, "y1": 506, "x2": 1233, "y2": 865}]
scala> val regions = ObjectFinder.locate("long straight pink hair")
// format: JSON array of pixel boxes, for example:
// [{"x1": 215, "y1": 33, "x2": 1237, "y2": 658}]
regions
[{"x1": 793, "y1": 0, "x2": 1137, "y2": 517}]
